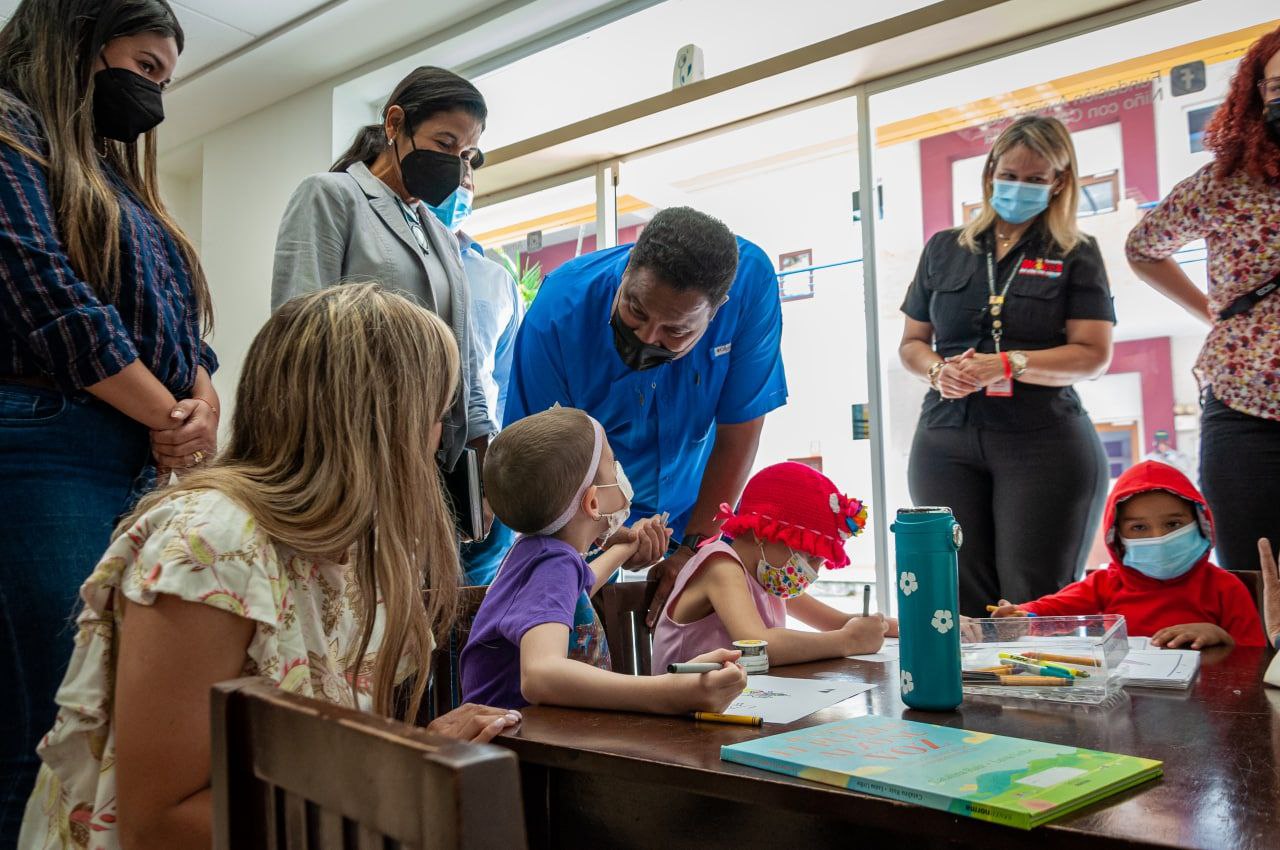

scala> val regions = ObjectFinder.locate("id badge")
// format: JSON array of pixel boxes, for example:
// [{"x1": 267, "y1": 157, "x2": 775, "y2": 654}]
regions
[{"x1": 987, "y1": 378, "x2": 1013, "y2": 397}]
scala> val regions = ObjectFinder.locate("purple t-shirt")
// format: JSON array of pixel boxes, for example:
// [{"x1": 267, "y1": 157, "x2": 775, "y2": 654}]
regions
[{"x1": 460, "y1": 535, "x2": 603, "y2": 709}]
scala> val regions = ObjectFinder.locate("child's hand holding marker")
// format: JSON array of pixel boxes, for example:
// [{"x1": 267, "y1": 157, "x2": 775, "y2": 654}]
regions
[
  {"x1": 986, "y1": 600, "x2": 1032, "y2": 618},
  {"x1": 663, "y1": 648, "x2": 747, "y2": 714}
]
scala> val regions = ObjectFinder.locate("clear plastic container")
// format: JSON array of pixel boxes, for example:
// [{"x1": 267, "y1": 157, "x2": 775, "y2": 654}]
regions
[{"x1": 959, "y1": 614, "x2": 1130, "y2": 707}]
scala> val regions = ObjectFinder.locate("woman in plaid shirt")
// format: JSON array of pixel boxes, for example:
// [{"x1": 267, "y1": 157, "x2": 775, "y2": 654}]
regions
[{"x1": 0, "y1": 2, "x2": 216, "y2": 838}]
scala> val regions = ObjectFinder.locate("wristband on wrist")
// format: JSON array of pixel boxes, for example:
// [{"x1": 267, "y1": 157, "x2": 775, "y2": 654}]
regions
[
  {"x1": 194, "y1": 397, "x2": 220, "y2": 418},
  {"x1": 999, "y1": 351, "x2": 1013, "y2": 381}
]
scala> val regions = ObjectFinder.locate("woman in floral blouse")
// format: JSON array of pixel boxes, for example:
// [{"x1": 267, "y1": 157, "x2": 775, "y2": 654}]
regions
[
  {"x1": 1126, "y1": 26, "x2": 1280, "y2": 573},
  {"x1": 19, "y1": 285, "x2": 519, "y2": 850}
]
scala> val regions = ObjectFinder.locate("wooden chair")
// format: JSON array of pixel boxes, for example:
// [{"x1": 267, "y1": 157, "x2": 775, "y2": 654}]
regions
[
  {"x1": 1228, "y1": 570, "x2": 1265, "y2": 624},
  {"x1": 407, "y1": 585, "x2": 489, "y2": 724},
  {"x1": 212, "y1": 678, "x2": 527, "y2": 850},
  {"x1": 592, "y1": 579, "x2": 658, "y2": 676}
]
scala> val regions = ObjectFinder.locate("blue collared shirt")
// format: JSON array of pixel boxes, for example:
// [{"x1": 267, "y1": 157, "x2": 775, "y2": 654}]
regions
[
  {"x1": 458, "y1": 238, "x2": 523, "y2": 425},
  {"x1": 505, "y1": 236, "x2": 787, "y2": 537},
  {"x1": 0, "y1": 93, "x2": 215, "y2": 394}
]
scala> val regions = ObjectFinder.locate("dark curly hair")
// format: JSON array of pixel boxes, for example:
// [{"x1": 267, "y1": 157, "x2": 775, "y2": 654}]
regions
[
  {"x1": 1203, "y1": 25, "x2": 1280, "y2": 184},
  {"x1": 628, "y1": 207, "x2": 739, "y2": 304}
]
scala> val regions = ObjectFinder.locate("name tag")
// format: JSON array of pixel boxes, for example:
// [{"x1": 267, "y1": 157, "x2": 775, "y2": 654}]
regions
[
  {"x1": 1019, "y1": 258, "x2": 1064, "y2": 279},
  {"x1": 714, "y1": 343, "x2": 733, "y2": 357}
]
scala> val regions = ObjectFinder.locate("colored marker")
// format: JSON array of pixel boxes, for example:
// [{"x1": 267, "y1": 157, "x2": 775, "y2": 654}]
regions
[
  {"x1": 691, "y1": 712, "x2": 763, "y2": 726},
  {"x1": 997, "y1": 653, "x2": 1073, "y2": 679},
  {"x1": 668, "y1": 662, "x2": 722, "y2": 674},
  {"x1": 862, "y1": 584, "x2": 871, "y2": 617},
  {"x1": 985, "y1": 604, "x2": 1030, "y2": 617},
  {"x1": 1038, "y1": 660, "x2": 1092, "y2": 679},
  {"x1": 1022, "y1": 651, "x2": 1101, "y2": 668},
  {"x1": 963, "y1": 673, "x2": 1073, "y2": 687},
  {"x1": 967, "y1": 665, "x2": 1016, "y2": 675}
]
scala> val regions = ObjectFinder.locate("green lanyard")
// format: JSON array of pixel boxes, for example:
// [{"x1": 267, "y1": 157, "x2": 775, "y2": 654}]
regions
[{"x1": 985, "y1": 249, "x2": 1023, "y2": 354}]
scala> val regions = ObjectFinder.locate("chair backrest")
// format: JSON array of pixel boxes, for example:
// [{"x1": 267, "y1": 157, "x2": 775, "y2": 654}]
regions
[
  {"x1": 212, "y1": 677, "x2": 527, "y2": 850},
  {"x1": 1228, "y1": 570, "x2": 1265, "y2": 623},
  {"x1": 422, "y1": 585, "x2": 489, "y2": 723},
  {"x1": 592, "y1": 579, "x2": 658, "y2": 676}
]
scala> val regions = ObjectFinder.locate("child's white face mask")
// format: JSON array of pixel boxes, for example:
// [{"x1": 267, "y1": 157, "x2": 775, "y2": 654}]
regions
[{"x1": 593, "y1": 462, "x2": 633, "y2": 543}]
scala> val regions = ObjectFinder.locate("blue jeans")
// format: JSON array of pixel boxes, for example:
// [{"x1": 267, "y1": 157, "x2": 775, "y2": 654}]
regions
[{"x1": 0, "y1": 384, "x2": 151, "y2": 843}]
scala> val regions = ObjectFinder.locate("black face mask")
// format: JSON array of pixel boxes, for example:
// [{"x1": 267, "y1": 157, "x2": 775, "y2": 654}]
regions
[
  {"x1": 610, "y1": 307, "x2": 678, "y2": 371},
  {"x1": 93, "y1": 66, "x2": 164, "y2": 143},
  {"x1": 395, "y1": 136, "x2": 463, "y2": 207},
  {"x1": 1266, "y1": 100, "x2": 1280, "y2": 144}
]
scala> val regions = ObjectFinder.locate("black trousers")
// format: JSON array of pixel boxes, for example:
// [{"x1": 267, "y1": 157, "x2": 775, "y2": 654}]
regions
[
  {"x1": 1199, "y1": 392, "x2": 1280, "y2": 572},
  {"x1": 907, "y1": 416, "x2": 1108, "y2": 617}
]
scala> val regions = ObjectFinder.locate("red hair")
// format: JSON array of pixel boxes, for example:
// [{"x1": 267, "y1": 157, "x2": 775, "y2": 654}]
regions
[{"x1": 1203, "y1": 26, "x2": 1280, "y2": 184}]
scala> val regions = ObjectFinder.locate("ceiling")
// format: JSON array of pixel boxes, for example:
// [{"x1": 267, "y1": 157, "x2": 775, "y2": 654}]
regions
[{"x1": 0, "y1": 1, "x2": 338, "y2": 80}]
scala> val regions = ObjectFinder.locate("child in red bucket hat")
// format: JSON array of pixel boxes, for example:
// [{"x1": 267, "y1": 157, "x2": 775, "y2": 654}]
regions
[{"x1": 652, "y1": 462, "x2": 897, "y2": 672}]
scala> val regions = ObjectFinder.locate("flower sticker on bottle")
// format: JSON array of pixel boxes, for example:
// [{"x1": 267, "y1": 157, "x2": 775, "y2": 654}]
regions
[
  {"x1": 931, "y1": 609, "x2": 954, "y2": 634},
  {"x1": 898, "y1": 571, "x2": 919, "y2": 596},
  {"x1": 900, "y1": 670, "x2": 915, "y2": 695}
]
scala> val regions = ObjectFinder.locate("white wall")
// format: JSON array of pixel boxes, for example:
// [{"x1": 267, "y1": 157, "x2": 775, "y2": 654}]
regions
[{"x1": 169, "y1": 84, "x2": 335, "y2": 431}]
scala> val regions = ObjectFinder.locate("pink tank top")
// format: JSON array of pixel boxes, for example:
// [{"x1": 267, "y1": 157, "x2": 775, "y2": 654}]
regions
[{"x1": 651, "y1": 540, "x2": 786, "y2": 674}]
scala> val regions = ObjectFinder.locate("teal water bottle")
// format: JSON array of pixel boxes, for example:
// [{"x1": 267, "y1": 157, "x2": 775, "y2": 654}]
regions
[{"x1": 892, "y1": 507, "x2": 963, "y2": 711}]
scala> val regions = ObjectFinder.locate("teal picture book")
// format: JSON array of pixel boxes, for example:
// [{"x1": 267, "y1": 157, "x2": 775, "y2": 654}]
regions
[{"x1": 720, "y1": 715, "x2": 1161, "y2": 829}]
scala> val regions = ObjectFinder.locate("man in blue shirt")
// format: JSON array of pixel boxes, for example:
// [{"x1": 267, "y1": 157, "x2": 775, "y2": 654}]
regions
[
  {"x1": 506, "y1": 206, "x2": 788, "y2": 624},
  {"x1": 430, "y1": 156, "x2": 525, "y2": 584}
]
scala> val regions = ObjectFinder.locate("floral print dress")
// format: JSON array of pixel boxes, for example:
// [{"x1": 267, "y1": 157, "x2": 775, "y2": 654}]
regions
[
  {"x1": 1126, "y1": 163, "x2": 1280, "y2": 421},
  {"x1": 19, "y1": 489, "x2": 400, "y2": 850}
]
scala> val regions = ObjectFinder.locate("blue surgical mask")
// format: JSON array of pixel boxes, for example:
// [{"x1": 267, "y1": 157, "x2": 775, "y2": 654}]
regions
[
  {"x1": 990, "y1": 179, "x2": 1051, "y2": 225},
  {"x1": 1121, "y1": 523, "x2": 1210, "y2": 581},
  {"x1": 427, "y1": 185, "x2": 473, "y2": 231}
]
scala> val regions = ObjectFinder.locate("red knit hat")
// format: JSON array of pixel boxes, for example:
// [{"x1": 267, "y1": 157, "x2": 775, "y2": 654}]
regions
[{"x1": 716, "y1": 462, "x2": 868, "y2": 570}]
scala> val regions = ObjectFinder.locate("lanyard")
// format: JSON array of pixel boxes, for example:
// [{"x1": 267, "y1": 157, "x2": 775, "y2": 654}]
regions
[
  {"x1": 395, "y1": 197, "x2": 430, "y2": 254},
  {"x1": 985, "y1": 249, "x2": 1023, "y2": 353}
]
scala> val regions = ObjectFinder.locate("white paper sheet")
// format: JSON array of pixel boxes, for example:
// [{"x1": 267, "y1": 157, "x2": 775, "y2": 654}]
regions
[
  {"x1": 1116, "y1": 649, "x2": 1201, "y2": 689},
  {"x1": 725, "y1": 675, "x2": 875, "y2": 724},
  {"x1": 848, "y1": 637, "x2": 900, "y2": 663}
]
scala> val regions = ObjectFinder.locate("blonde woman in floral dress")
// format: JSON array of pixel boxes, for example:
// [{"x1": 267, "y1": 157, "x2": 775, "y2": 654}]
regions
[{"x1": 19, "y1": 285, "x2": 519, "y2": 850}]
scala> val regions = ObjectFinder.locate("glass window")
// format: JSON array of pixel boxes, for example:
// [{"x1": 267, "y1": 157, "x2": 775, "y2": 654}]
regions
[
  {"x1": 465, "y1": 177, "x2": 602, "y2": 305},
  {"x1": 868, "y1": 0, "x2": 1274, "y2": 581},
  {"x1": 622, "y1": 97, "x2": 880, "y2": 605},
  {"x1": 473, "y1": 0, "x2": 934, "y2": 151}
]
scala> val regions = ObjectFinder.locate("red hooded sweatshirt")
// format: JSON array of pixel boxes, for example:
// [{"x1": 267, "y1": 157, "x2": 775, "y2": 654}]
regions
[{"x1": 1021, "y1": 461, "x2": 1265, "y2": 646}]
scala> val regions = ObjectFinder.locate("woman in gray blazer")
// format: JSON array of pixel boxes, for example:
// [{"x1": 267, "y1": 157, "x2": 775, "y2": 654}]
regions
[{"x1": 272, "y1": 67, "x2": 494, "y2": 472}]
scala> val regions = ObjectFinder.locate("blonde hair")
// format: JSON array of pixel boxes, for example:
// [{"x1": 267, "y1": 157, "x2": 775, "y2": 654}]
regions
[
  {"x1": 485, "y1": 407, "x2": 598, "y2": 534},
  {"x1": 119, "y1": 283, "x2": 460, "y2": 718},
  {"x1": 958, "y1": 115, "x2": 1083, "y2": 254}
]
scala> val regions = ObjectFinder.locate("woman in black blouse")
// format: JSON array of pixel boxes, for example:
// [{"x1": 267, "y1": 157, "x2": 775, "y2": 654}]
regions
[{"x1": 898, "y1": 116, "x2": 1115, "y2": 617}]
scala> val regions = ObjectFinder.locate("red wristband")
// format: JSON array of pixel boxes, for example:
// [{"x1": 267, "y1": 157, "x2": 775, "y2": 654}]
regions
[{"x1": 1000, "y1": 351, "x2": 1013, "y2": 380}]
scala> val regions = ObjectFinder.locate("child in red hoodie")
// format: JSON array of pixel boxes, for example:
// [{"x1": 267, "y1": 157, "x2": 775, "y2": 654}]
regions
[{"x1": 991, "y1": 461, "x2": 1265, "y2": 649}]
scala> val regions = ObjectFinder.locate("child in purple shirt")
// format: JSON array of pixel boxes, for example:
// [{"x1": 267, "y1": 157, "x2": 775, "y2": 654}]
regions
[{"x1": 461, "y1": 407, "x2": 747, "y2": 711}]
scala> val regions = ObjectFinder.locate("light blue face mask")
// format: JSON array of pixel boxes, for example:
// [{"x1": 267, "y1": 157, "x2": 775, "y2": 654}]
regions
[
  {"x1": 1121, "y1": 522, "x2": 1210, "y2": 581},
  {"x1": 990, "y1": 179, "x2": 1052, "y2": 225},
  {"x1": 427, "y1": 185, "x2": 473, "y2": 231}
]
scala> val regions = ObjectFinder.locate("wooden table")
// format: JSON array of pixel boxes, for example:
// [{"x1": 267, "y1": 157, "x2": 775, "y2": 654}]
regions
[{"x1": 499, "y1": 645, "x2": 1279, "y2": 849}]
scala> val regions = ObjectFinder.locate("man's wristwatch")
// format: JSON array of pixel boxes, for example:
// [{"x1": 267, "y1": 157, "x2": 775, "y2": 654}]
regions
[
  {"x1": 1008, "y1": 350, "x2": 1028, "y2": 379},
  {"x1": 679, "y1": 533, "x2": 709, "y2": 555}
]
